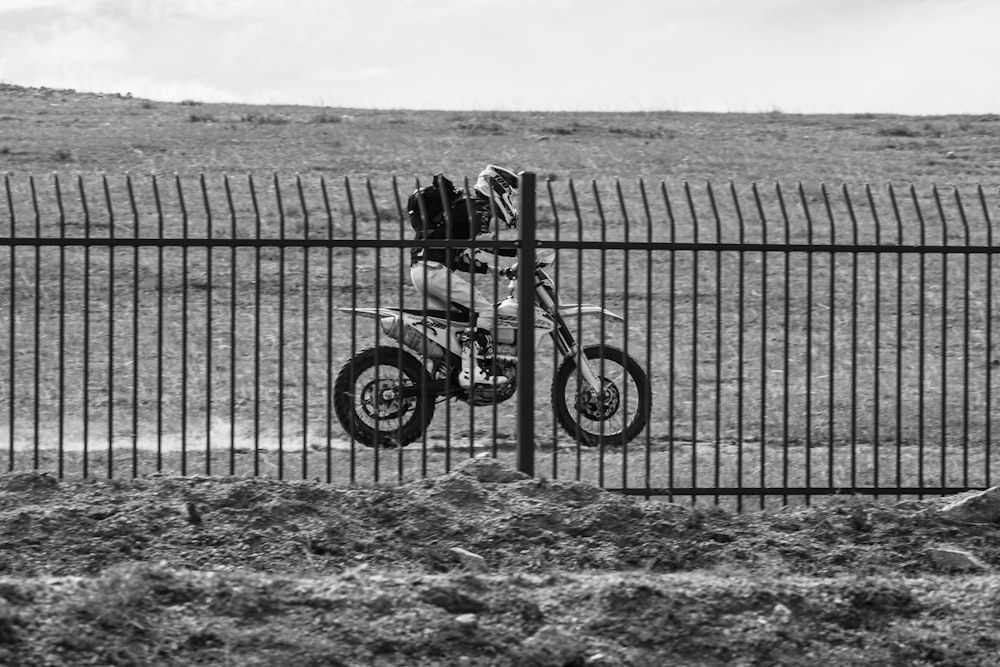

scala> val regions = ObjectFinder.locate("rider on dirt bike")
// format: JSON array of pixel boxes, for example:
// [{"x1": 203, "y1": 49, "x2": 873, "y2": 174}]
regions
[{"x1": 409, "y1": 165, "x2": 519, "y2": 388}]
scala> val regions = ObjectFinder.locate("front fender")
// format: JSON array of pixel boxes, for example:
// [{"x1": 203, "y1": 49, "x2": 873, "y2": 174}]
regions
[{"x1": 557, "y1": 304, "x2": 625, "y2": 323}]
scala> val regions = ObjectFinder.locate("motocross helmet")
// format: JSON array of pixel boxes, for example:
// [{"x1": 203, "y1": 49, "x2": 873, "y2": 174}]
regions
[{"x1": 474, "y1": 165, "x2": 519, "y2": 230}]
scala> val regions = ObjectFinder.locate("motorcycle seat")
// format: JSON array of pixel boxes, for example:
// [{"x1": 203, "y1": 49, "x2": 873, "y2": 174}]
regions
[{"x1": 400, "y1": 307, "x2": 471, "y2": 322}]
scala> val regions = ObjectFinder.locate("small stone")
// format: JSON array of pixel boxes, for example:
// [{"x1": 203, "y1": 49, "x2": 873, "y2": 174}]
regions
[
  {"x1": 520, "y1": 625, "x2": 583, "y2": 667},
  {"x1": 454, "y1": 456, "x2": 530, "y2": 483},
  {"x1": 939, "y1": 486, "x2": 1000, "y2": 523},
  {"x1": 450, "y1": 547, "x2": 487, "y2": 572},
  {"x1": 185, "y1": 502, "x2": 203, "y2": 526},
  {"x1": 925, "y1": 546, "x2": 989, "y2": 571},
  {"x1": 454, "y1": 613, "x2": 478, "y2": 627},
  {"x1": 771, "y1": 603, "x2": 792, "y2": 624},
  {"x1": 419, "y1": 585, "x2": 486, "y2": 614}
]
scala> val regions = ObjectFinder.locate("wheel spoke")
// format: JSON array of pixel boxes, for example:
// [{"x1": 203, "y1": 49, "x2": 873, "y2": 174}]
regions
[
  {"x1": 553, "y1": 344, "x2": 650, "y2": 447},
  {"x1": 333, "y1": 347, "x2": 436, "y2": 448}
]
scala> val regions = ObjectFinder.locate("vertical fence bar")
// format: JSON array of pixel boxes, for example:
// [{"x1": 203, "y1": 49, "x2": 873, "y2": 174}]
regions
[
  {"x1": 661, "y1": 182, "x2": 677, "y2": 497},
  {"x1": 321, "y1": 176, "x2": 335, "y2": 484},
  {"x1": 547, "y1": 178, "x2": 562, "y2": 472},
  {"x1": 821, "y1": 184, "x2": 836, "y2": 492},
  {"x1": 3, "y1": 174, "x2": 12, "y2": 470},
  {"x1": 799, "y1": 183, "x2": 814, "y2": 502},
  {"x1": 912, "y1": 185, "x2": 927, "y2": 497},
  {"x1": 844, "y1": 185, "x2": 859, "y2": 490},
  {"x1": 776, "y1": 183, "x2": 791, "y2": 503},
  {"x1": 980, "y1": 185, "x2": 994, "y2": 488},
  {"x1": 592, "y1": 181, "x2": 607, "y2": 482},
  {"x1": 346, "y1": 177, "x2": 360, "y2": 482},
  {"x1": 79, "y1": 175, "x2": 91, "y2": 478},
  {"x1": 615, "y1": 179, "x2": 631, "y2": 488},
  {"x1": 300, "y1": 175, "x2": 312, "y2": 480},
  {"x1": 867, "y1": 184, "x2": 882, "y2": 495},
  {"x1": 954, "y1": 188, "x2": 971, "y2": 487},
  {"x1": 516, "y1": 171, "x2": 536, "y2": 477},
  {"x1": 460, "y1": 177, "x2": 475, "y2": 458},
  {"x1": 176, "y1": 174, "x2": 189, "y2": 475},
  {"x1": 639, "y1": 178, "x2": 654, "y2": 497},
  {"x1": 569, "y1": 178, "x2": 585, "y2": 479},
  {"x1": 55, "y1": 174, "x2": 66, "y2": 477},
  {"x1": 412, "y1": 176, "x2": 428, "y2": 470},
  {"x1": 102, "y1": 174, "x2": 114, "y2": 477},
  {"x1": 731, "y1": 182, "x2": 747, "y2": 511},
  {"x1": 275, "y1": 174, "x2": 286, "y2": 480},
  {"x1": 751, "y1": 183, "x2": 767, "y2": 508},
  {"x1": 365, "y1": 177, "x2": 381, "y2": 476},
  {"x1": 126, "y1": 174, "x2": 140, "y2": 477},
  {"x1": 684, "y1": 182, "x2": 699, "y2": 503},
  {"x1": 707, "y1": 182, "x2": 723, "y2": 504},
  {"x1": 933, "y1": 186, "x2": 948, "y2": 488},
  {"x1": 391, "y1": 176, "x2": 411, "y2": 477},
  {"x1": 201, "y1": 173, "x2": 213, "y2": 475},
  {"x1": 493, "y1": 171, "x2": 512, "y2": 457},
  {"x1": 890, "y1": 185, "x2": 904, "y2": 496},
  {"x1": 29, "y1": 175, "x2": 41, "y2": 470},
  {"x1": 224, "y1": 174, "x2": 238, "y2": 476},
  {"x1": 249, "y1": 174, "x2": 262, "y2": 477},
  {"x1": 437, "y1": 175, "x2": 451, "y2": 473},
  {"x1": 152, "y1": 174, "x2": 165, "y2": 471}
]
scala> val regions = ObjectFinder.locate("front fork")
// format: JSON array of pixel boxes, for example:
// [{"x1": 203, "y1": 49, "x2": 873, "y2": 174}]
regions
[{"x1": 536, "y1": 287, "x2": 605, "y2": 394}]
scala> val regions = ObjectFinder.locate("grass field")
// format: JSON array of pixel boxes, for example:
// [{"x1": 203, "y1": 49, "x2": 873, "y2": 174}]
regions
[{"x1": 3, "y1": 83, "x2": 1000, "y2": 499}]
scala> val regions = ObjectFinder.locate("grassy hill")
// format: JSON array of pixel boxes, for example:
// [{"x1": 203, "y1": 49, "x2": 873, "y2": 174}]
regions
[{"x1": 3, "y1": 82, "x2": 999, "y2": 187}]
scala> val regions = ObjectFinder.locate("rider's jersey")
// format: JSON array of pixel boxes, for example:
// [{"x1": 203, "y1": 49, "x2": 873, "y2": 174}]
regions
[{"x1": 410, "y1": 194, "x2": 515, "y2": 273}]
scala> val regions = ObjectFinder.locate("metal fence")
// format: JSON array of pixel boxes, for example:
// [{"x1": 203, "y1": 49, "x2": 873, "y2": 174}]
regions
[{"x1": 2, "y1": 170, "x2": 999, "y2": 507}]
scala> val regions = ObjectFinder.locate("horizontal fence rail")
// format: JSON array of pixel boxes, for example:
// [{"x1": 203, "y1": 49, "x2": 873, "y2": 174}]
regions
[{"x1": 2, "y1": 171, "x2": 999, "y2": 508}]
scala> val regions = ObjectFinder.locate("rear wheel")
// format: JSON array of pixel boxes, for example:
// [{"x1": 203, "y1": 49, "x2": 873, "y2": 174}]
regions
[
  {"x1": 553, "y1": 344, "x2": 650, "y2": 447},
  {"x1": 333, "y1": 346, "x2": 435, "y2": 447}
]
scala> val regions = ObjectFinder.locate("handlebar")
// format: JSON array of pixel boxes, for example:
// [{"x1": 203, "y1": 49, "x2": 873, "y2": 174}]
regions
[{"x1": 498, "y1": 250, "x2": 556, "y2": 279}]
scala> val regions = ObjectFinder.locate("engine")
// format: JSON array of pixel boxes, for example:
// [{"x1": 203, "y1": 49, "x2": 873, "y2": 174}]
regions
[
  {"x1": 493, "y1": 345, "x2": 518, "y2": 383},
  {"x1": 462, "y1": 343, "x2": 518, "y2": 406}
]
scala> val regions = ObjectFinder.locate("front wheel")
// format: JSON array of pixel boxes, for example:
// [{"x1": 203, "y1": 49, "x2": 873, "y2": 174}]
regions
[
  {"x1": 333, "y1": 346, "x2": 436, "y2": 448},
  {"x1": 553, "y1": 344, "x2": 651, "y2": 447}
]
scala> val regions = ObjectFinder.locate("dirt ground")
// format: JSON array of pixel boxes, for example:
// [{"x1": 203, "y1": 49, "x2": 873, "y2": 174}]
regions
[{"x1": 0, "y1": 458, "x2": 998, "y2": 666}]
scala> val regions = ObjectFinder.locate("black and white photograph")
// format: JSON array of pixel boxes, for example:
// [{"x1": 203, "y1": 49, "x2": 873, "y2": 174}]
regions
[{"x1": 1, "y1": 1, "x2": 999, "y2": 664}]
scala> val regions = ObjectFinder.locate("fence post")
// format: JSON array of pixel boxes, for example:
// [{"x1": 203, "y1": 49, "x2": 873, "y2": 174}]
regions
[{"x1": 516, "y1": 172, "x2": 536, "y2": 476}]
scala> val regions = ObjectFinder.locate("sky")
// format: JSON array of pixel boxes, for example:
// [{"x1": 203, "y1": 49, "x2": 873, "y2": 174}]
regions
[{"x1": 0, "y1": 0, "x2": 998, "y2": 115}]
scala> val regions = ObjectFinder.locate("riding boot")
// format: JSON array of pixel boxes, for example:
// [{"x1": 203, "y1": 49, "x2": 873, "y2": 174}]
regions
[{"x1": 458, "y1": 329, "x2": 507, "y2": 388}]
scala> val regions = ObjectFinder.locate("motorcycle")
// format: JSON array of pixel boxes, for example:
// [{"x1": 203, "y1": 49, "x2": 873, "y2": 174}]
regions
[{"x1": 333, "y1": 251, "x2": 651, "y2": 448}]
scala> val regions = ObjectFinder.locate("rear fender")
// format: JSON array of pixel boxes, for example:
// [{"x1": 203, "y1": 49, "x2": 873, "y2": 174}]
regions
[{"x1": 341, "y1": 307, "x2": 463, "y2": 357}]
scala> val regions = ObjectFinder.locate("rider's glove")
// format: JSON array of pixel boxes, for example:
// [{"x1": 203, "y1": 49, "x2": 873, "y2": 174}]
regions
[{"x1": 460, "y1": 248, "x2": 490, "y2": 274}]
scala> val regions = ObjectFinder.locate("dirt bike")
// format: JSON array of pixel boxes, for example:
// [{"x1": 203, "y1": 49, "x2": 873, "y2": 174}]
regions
[{"x1": 333, "y1": 251, "x2": 651, "y2": 448}]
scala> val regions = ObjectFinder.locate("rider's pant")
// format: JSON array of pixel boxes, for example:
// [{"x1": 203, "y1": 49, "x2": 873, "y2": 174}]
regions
[{"x1": 410, "y1": 261, "x2": 495, "y2": 332}]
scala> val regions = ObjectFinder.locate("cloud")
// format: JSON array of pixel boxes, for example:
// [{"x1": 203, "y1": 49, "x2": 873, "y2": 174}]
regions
[
  {"x1": 1, "y1": 0, "x2": 998, "y2": 113},
  {"x1": 0, "y1": 3, "x2": 127, "y2": 88},
  {"x1": 0, "y1": 0, "x2": 320, "y2": 100}
]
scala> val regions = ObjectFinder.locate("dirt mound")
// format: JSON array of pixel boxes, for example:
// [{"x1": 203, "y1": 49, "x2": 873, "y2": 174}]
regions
[{"x1": 0, "y1": 460, "x2": 998, "y2": 665}]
